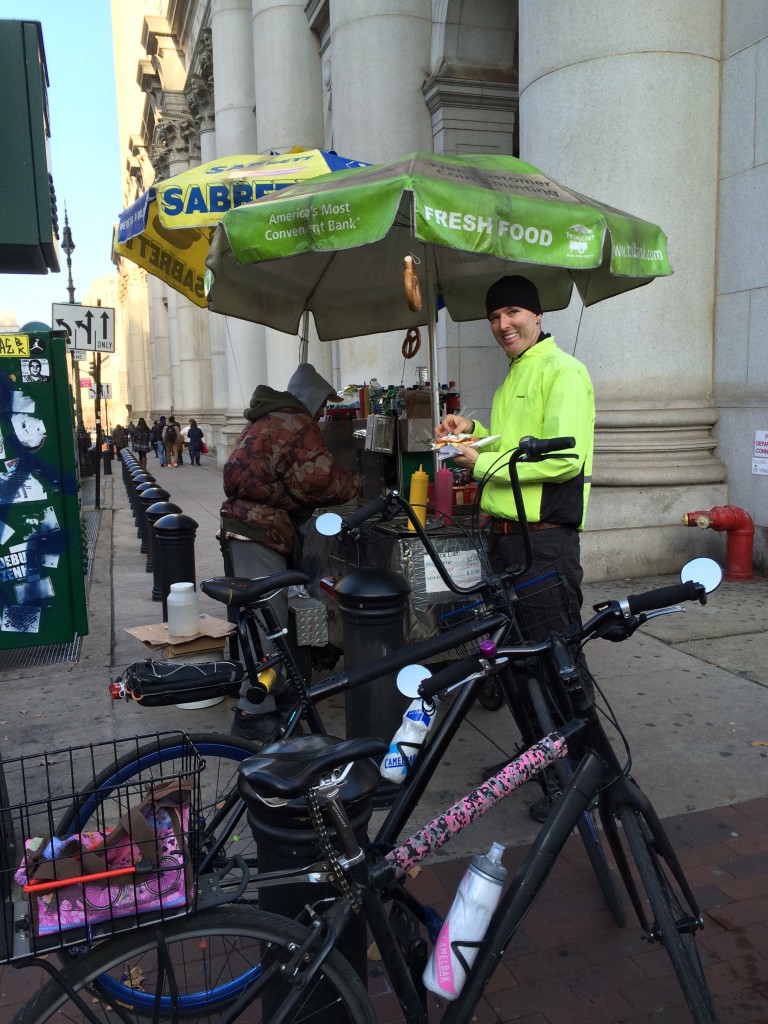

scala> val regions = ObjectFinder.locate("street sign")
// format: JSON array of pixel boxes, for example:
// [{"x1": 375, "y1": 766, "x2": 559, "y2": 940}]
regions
[
  {"x1": 71, "y1": 349, "x2": 87, "y2": 361},
  {"x1": 52, "y1": 303, "x2": 115, "y2": 352},
  {"x1": 79, "y1": 377, "x2": 92, "y2": 388},
  {"x1": 88, "y1": 384, "x2": 112, "y2": 399}
]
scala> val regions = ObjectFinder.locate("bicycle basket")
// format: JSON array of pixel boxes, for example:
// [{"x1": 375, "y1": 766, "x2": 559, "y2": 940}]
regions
[
  {"x1": 0, "y1": 731, "x2": 203, "y2": 963},
  {"x1": 436, "y1": 598, "x2": 493, "y2": 658},
  {"x1": 509, "y1": 565, "x2": 579, "y2": 643}
]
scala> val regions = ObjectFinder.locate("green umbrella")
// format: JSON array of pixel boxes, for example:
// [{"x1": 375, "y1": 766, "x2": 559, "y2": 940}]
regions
[{"x1": 206, "y1": 151, "x2": 672, "y2": 407}]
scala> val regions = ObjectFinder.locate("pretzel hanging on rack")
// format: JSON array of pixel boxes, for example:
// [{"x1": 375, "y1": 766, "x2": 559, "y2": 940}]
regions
[
  {"x1": 402, "y1": 327, "x2": 421, "y2": 359},
  {"x1": 402, "y1": 254, "x2": 422, "y2": 312}
]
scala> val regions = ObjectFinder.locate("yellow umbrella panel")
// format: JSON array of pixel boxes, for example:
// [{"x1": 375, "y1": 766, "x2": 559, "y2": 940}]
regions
[{"x1": 114, "y1": 150, "x2": 369, "y2": 308}]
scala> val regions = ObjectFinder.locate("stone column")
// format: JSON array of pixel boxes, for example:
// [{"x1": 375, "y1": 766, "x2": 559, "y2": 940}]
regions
[
  {"x1": 320, "y1": 0, "x2": 435, "y2": 390},
  {"x1": 158, "y1": 115, "x2": 206, "y2": 417},
  {"x1": 251, "y1": 0, "x2": 332, "y2": 387},
  {"x1": 185, "y1": 65, "x2": 217, "y2": 416},
  {"x1": 518, "y1": 0, "x2": 727, "y2": 578},
  {"x1": 210, "y1": 0, "x2": 266, "y2": 460},
  {"x1": 147, "y1": 275, "x2": 172, "y2": 413}
]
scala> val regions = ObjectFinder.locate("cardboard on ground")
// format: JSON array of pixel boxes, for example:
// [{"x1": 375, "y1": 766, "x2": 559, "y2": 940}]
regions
[{"x1": 125, "y1": 614, "x2": 235, "y2": 658}]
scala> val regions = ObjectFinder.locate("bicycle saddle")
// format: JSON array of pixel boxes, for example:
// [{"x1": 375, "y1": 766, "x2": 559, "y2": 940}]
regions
[
  {"x1": 238, "y1": 734, "x2": 387, "y2": 801},
  {"x1": 201, "y1": 571, "x2": 310, "y2": 607}
]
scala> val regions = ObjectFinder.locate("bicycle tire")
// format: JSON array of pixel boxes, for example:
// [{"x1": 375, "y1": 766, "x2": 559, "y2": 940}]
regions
[
  {"x1": 55, "y1": 732, "x2": 262, "y2": 887},
  {"x1": 12, "y1": 907, "x2": 375, "y2": 1024},
  {"x1": 618, "y1": 805, "x2": 719, "y2": 1023},
  {"x1": 527, "y1": 677, "x2": 626, "y2": 928}
]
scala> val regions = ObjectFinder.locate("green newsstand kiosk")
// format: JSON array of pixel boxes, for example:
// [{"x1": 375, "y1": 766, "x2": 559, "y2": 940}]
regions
[{"x1": 0, "y1": 327, "x2": 88, "y2": 648}]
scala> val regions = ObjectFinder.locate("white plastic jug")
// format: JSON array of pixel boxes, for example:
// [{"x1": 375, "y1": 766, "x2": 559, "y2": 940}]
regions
[{"x1": 167, "y1": 581, "x2": 199, "y2": 637}]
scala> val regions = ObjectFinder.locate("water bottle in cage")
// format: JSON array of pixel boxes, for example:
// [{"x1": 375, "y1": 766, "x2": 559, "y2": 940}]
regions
[
  {"x1": 380, "y1": 697, "x2": 439, "y2": 783},
  {"x1": 422, "y1": 842, "x2": 507, "y2": 999}
]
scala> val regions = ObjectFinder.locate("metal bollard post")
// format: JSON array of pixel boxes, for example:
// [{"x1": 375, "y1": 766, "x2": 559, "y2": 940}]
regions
[
  {"x1": 336, "y1": 567, "x2": 411, "y2": 744},
  {"x1": 153, "y1": 513, "x2": 199, "y2": 618},
  {"x1": 127, "y1": 470, "x2": 153, "y2": 522},
  {"x1": 101, "y1": 441, "x2": 112, "y2": 475},
  {"x1": 240, "y1": 734, "x2": 380, "y2": 1002},
  {"x1": 147, "y1": 502, "x2": 183, "y2": 597},
  {"x1": 134, "y1": 481, "x2": 158, "y2": 544},
  {"x1": 138, "y1": 487, "x2": 170, "y2": 563}
]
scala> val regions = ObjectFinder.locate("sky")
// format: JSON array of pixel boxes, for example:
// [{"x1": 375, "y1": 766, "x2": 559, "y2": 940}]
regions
[{"x1": 1, "y1": 1, "x2": 122, "y2": 330}]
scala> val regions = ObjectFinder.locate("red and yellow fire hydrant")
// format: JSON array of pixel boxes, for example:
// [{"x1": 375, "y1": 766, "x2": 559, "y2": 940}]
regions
[{"x1": 681, "y1": 505, "x2": 755, "y2": 582}]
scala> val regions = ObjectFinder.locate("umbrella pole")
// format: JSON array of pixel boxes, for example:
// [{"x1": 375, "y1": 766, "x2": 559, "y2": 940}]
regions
[
  {"x1": 426, "y1": 257, "x2": 441, "y2": 481},
  {"x1": 299, "y1": 311, "x2": 309, "y2": 363}
]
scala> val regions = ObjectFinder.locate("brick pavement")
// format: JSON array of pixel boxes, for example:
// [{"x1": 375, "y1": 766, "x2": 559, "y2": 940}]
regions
[{"x1": 2, "y1": 798, "x2": 767, "y2": 1021}]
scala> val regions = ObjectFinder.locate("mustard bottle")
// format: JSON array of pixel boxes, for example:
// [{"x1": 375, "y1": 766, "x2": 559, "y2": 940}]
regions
[{"x1": 407, "y1": 465, "x2": 429, "y2": 531}]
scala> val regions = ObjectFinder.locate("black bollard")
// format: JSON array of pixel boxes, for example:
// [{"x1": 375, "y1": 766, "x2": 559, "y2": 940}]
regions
[
  {"x1": 336, "y1": 568, "x2": 411, "y2": 745},
  {"x1": 240, "y1": 734, "x2": 380, "y2": 1003},
  {"x1": 153, "y1": 513, "x2": 199, "y2": 618},
  {"x1": 128, "y1": 470, "x2": 153, "y2": 519},
  {"x1": 138, "y1": 487, "x2": 170, "y2": 561},
  {"x1": 134, "y1": 481, "x2": 157, "y2": 543},
  {"x1": 147, "y1": 502, "x2": 182, "y2": 596}
]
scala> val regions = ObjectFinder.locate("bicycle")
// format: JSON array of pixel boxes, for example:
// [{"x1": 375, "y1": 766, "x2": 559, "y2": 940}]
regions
[
  {"x1": 97, "y1": 437, "x2": 623, "y2": 924},
  {"x1": 7, "y1": 438, "x2": 722, "y2": 1022},
  {"x1": 8, "y1": 557, "x2": 721, "y2": 1023}
]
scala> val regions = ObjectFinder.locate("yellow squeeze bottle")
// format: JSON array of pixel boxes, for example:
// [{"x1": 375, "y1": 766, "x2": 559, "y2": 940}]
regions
[{"x1": 408, "y1": 465, "x2": 429, "y2": 531}]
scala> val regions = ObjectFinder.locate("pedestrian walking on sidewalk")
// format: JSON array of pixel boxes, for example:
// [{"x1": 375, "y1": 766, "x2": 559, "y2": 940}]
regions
[
  {"x1": 132, "y1": 417, "x2": 152, "y2": 469},
  {"x1": 163, "y1": 416, "x2": 183, "y2": 467},
  {"x1": 186, "y1": 418, "x2": 204, "y2": 465}
]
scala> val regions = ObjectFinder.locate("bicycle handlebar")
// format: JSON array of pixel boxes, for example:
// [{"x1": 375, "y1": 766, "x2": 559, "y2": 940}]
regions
[
  {"x1": 415, "y1": 578, "x2": 708, "y2": 699},
  {"x1": 624, "y1": 579, "x2": 703, "y2": 614},
  {"x1": 517, "y1": 435, "x2": 575, "y2": 458},
  {"x1": 339, "y1": 494, "x2": 393, "y2": 531}
]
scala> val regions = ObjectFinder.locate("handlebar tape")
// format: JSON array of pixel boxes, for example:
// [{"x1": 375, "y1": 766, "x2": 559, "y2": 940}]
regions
[
  {"x1": 626, "y1": 580, "x2": 703, "y2": 615},
  {"x1": 341, "y1": 494, "x2": 392, "y2": 531},
  {"x1": 519, "y1": 435, "x2": 575, "y2": 457},
  {"x1": 418, "y1": 654, "x2": 484, "y2": 700},
  {"x1": 308, "y1": 613, "x2": 507, "y2": 702}
]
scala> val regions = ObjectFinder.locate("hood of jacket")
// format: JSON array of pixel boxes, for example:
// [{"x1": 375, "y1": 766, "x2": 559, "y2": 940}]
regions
[{"x1": 244, "y1": 385, "x2": 307, "y2": 422}]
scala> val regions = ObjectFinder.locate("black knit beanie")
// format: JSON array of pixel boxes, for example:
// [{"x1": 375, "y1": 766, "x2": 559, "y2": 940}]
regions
[{"x1": 484, "y1": 275, "x2": 542, "y2": 316}]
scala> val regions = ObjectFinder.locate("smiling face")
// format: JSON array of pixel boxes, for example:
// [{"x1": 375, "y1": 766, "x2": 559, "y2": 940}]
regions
[{"x1": 487, "y1": 305, "x2": 542, "y2": 359}]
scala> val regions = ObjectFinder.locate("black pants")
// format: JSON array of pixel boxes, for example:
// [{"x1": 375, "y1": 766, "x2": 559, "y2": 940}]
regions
[
  {"x1": 486, "y1": 526, "x2": 584, "y2": 621},
  {"x1": 486, "y1": 526, "x2": 595, "y2": 691}
]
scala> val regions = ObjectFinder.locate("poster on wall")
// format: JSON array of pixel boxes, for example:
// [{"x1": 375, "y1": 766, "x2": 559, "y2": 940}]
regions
[{"x1": 0, "y1": 330, "x2": 88, "y2": 649}]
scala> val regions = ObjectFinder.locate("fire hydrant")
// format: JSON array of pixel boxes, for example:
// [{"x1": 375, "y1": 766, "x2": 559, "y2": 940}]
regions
[{"x1": 681, "y1": 505, "x2": 755, "y2": 582}]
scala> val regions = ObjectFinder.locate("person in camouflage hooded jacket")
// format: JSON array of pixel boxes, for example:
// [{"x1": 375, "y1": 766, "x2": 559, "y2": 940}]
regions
[
  {"x1": 220, "y1": 364, "x2": 363, "y2": 741},
  {"x1": 221, "y1": 364, "x2": 362, "y2": 561}
]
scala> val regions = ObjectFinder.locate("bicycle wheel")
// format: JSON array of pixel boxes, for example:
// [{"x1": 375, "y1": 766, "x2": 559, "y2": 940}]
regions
[
  {"x1": 12, "y1": 907, "x2": 375, "y2": 1024},
  {"x1": 527, "y1": 677, "x2": 626, "y2": 928},
  {"x1": 618, "y1": 805, "x2": 718, "y2": 1023},
  {"x1": 55, "y1": 733, "x2": 262, "y2": 890}
]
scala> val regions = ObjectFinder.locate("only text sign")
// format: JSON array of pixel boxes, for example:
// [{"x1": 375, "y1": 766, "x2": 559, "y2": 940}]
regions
[{"x1": 52, "y1": 303, "x2": 115, "y2": 352}]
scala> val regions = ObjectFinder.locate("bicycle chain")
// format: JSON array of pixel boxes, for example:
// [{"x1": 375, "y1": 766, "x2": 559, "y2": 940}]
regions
[{"x1": 306, "y1": 788, "x2": 361, "y2": 913}]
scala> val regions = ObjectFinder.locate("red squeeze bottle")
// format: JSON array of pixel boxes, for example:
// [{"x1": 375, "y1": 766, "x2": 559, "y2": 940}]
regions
[{"x1": 435, "y1": 467, "x2": 453, "y2": 525}]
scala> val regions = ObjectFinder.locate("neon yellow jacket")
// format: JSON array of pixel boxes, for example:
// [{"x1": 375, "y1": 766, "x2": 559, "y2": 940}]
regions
[{"x1": 471, "y1": 335, "x2": 594, "y2": 529}]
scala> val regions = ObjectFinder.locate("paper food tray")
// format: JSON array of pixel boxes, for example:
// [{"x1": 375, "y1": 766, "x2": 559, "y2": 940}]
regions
[{"x1": 435, "y1": 435, "x2": 500, "y2": 460}]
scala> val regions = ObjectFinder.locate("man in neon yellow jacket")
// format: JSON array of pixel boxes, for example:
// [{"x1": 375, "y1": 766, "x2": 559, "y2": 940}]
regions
[
  {"x1": 438, "y1": 274, "x2": 595, "y2": 820},
  {"x1": 437, "y1": 273, "x2": 595, "y2": 617}
]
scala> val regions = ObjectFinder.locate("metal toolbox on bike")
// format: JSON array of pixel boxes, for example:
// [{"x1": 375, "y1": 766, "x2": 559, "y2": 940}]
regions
[{"x1": 0, "y1": 732, "x2": 203, "y2": 962}]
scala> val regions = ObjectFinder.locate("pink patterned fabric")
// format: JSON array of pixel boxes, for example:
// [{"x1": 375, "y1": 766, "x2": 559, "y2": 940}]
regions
[
  {"x1": 16, "y1": 806, "x2": 190, "y2": 936},
  {"x1": 387, "y1": 734, "x2": 567, "y2": 875}
]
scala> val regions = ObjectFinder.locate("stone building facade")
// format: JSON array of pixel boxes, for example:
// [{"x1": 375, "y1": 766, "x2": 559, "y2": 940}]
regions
[{"x1": 110, "y1": 0, "x2": 768, "y2": 579}]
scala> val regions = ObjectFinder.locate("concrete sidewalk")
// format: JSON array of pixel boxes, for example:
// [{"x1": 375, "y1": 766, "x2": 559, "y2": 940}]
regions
[{"x1": 1, "y1": 454, "x2": 767, "y2": 1021}]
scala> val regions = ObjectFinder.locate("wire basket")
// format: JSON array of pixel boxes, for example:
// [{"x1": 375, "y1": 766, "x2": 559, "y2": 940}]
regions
[
  {"x1": 509, "y1": 565, "x2": 580, "y2": 643},
  {"x1": 436, "y1": 598, "x2": 492, "y2": 658},
  {"x1": 0, "y1": 732, "x2": 203, "y2": 963}
]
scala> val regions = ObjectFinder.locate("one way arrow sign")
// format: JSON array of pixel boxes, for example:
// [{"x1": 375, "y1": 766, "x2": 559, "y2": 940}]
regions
[{"x1": 52, "y1": 303, "x2": 115, "y2": 352}]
